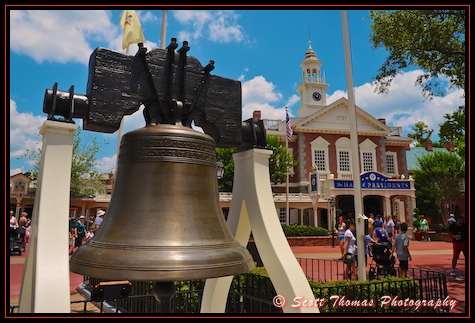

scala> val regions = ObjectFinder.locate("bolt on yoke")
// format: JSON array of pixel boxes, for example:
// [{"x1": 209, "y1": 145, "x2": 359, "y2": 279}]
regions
[{"x1": 43, "y1": 38, "x2": 266, "y2": 149}]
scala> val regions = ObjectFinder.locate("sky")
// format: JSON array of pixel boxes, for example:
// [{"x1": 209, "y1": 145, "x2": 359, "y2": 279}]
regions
[{"x1": 7, "y1": 7, "x2": 465, "y2": 177}]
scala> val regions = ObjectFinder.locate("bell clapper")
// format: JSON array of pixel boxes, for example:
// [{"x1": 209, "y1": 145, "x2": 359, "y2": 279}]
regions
[{"x1": 153, "y1": 281, "x2": 176, "y2": 313}]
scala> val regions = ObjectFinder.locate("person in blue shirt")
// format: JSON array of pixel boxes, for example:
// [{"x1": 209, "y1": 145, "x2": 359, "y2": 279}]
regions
[
  {"x1": 94, "y1": 209, "x2": 105, "y2": 230},
  {"x1": 373, "y1": 214, "x2": 384, "y2": 228},
  {"x1": 355, "y1": 231, "x2": 378, "y2": 269},
  {"x1": 73, "y1": 215, "x2": 87, "y2": 252},
  {"x1": 392, "y1": 222, "x2": 411, "y2": 277}
]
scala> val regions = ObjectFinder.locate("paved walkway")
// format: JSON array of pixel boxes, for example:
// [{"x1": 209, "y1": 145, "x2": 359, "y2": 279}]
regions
[{"x1": 8, "y1": 240, "x2": 466, "y2": 315}]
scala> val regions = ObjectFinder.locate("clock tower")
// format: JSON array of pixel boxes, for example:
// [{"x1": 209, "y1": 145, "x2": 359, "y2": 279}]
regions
[{"x1": 296, "y1": 41, "x2": 329, "y2": 118}]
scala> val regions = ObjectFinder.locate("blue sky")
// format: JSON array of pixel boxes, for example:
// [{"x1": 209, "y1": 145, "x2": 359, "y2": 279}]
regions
[{"x1": 8, "y1": 8, "x2": 465, "y2": 176}]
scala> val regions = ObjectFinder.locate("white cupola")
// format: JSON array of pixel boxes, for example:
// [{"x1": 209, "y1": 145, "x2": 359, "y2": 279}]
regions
[{"x1": 296, "y1": 41, "x2": 329, "y2": 118}]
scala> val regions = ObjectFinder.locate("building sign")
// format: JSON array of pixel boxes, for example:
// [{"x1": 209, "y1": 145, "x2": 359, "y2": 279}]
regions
[
  {"x1": 334, "y1": 172, "x2": 411, "y2": 190},
  {"x1": 310, "y1": 172, "x2": 318, "y2": 192}
]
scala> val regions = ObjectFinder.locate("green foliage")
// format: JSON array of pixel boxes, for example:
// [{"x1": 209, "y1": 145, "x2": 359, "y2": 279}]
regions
[
  {"x1": 412, "y1": 219, "x2": 421, "y2": 232},
  {"x1": 215, "y1": 135, "x2": 298, "y2": 190},
  {"x1": 438, "y1": 106, "x2": 465, "y2": 158},
  {"x1": 368, "y1": 10, "x2": 465, "y2": 99},
  {"x1": 267, "y1": 135, "x2": 298, "y2": 184},
  {"x1": 17, "y1": 127, "x2": 109, "y2": 197},
  {"x1": 309, "y1": 277, "x2": 422, "y2": 313},
  {"x1": 282, "y1": 224, "x2": 329, "y2": 237},
  {"x1": 216, "y1": 147, "x2": 237, "y2": 192},
  {"x1": 407, "y1": 121, "x2": 434, "y2": 146},
  {"x1": 434, "y1": 223, "x2": 447, "y2": 233},
  {"x1": 413, "y1": 150, "x2": 465, "y2": 225}
]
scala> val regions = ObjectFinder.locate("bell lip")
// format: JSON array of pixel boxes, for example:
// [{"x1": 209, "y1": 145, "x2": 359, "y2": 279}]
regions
[
  {"x1": 70, "y1": 257, "x2": 255, "y2": 282},
  {"x1": 69, "y1": 242, "x2": 255, "y2": 282},
  {"x1": 70, "y1": 262, "x2": 255, "y2": 282}
]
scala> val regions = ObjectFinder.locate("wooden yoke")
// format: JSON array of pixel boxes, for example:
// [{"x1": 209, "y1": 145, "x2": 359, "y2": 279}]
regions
[{"x1": 42, "y1": 38, "x2": 242, "y2": 148}]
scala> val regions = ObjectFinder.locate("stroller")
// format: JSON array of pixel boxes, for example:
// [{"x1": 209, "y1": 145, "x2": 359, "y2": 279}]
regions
[
  {"x1": 368, "y1": 231, "x2": 396, "y2": 279},
  {"x1": 9, "y1": 226, "x2": 26, "y2": 256}
]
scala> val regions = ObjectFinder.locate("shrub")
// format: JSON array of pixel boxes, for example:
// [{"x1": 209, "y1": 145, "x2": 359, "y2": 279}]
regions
[
  {"x1": 435, "y1": 223, "x2": 447, "y2": 233},
  {"x1": 412, "y1": 219, "x2": 421, "y2": 232},
  {"x1": 282, "y1": 224, "x2": 329, "y2": 237}
]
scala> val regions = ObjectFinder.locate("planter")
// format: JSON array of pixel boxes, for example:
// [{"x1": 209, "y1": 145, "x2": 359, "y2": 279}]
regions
[{"x1": 413, "y1": 231, "x2": 422, "y2": 241}]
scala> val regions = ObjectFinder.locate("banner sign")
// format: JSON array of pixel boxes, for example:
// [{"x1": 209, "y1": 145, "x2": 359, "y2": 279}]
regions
[
  {"x1": 310, "y1": 172, "x2": 318, "y2": 192},
  {"x1": 334, "y1": 172, "x2": 411, "y2": 190}
]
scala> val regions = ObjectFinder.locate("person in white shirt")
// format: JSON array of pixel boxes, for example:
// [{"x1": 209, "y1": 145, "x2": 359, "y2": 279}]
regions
[
  {"x1": 447, "y1": 214, "x2": 456, "y2": 227},
  {"x1": 384, "y1": 215, "x2": 395, "y2": 241}
]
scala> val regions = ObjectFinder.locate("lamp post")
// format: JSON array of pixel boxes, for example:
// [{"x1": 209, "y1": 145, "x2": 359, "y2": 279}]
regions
[
  {"x1": 330, "y1": 197, "x2": 336, "y2": 248},
  {"x1": 216, "y1": 159, "x2": 224, "y2": 180}
]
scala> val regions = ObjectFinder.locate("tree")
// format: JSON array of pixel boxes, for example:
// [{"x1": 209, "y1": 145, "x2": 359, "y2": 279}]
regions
[
  {"x1": 215, "y1": 135, "x2": 297, "y2": 191},
  {"x1": 18, "y1": 127, "x2": 109, "y2": 197},
  {"x1": 216, "y1": 147, "x2": 237, "y2": 192},
  {"x1": 368, "y1": 10, "x2": 465, "y2": 99},
  {"x1": 438, "y1": 106, "x2": 465, "y2": 158},
  {"x1": 413, "y1": 150, "x2": 465, "y2": 226},
  {"x1": 407, "y1": 121, "x2": 434, "y2": 146},
  {"x1": 267, "y1": 135, "x2": 298, "y2": 184}
]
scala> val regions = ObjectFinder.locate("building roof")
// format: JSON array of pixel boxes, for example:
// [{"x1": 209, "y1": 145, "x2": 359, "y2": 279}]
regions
[{"x1": 406, "y1": 147, "x2": 452, "y2": 171}]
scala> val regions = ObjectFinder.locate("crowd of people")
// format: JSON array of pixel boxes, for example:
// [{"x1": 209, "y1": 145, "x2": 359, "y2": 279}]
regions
[
  {"x1": 9, "y1": 208, "x2": 107, "y2": 256},
  {"x1": 68, "y1": 209, "x2": 105, "y2": 255},
  {"x1": 338, "y1": 211, "x2": 466, "y2": 281},
  {"x1": 9, "y1": 210, "x2": 31, "y2": 253}
]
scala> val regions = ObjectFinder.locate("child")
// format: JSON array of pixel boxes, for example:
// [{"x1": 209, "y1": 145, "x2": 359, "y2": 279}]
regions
[
  {"x1": 69, "y1": 227, "x2": 75, "y2": 255},
  {"x1": 392, "y1": 222, "x2": 411, "y2": 277},
  {"x1": 85, "y1": 227, "x2": 95, "y2": 241}
]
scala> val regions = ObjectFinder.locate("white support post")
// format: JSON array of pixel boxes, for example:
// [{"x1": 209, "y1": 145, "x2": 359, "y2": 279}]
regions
[
  {"x1": 201, "y1": 149, "x2": 318, "y2": 313},
  {"x1": 18, "y1": 120, "x2": 76, "y2": 313}
]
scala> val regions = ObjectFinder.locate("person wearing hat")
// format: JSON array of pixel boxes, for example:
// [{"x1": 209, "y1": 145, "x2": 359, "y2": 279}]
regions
[
  {"x1": 73, "y1": 215, "x2": 87, "y2": 252},
  {"x1": 447, "y1": 214, "x2": 456, "y2": 227},
  {"x1": 95, "y1": 209, "x2": 106, "y2": 230}
]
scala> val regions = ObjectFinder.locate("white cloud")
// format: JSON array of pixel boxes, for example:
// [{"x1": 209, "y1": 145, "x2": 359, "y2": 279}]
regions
[
  {"x1": 9, "y1": 99, "x2": 45, "y2": 162},
  {"x1": 327, "y1": 70, "x2": 464, "y2": 140},
  {"x1": 10, "y1": 10, "x2": 116, "y2": 65},
  {"x1": 173, "y1": 10, "x2": 246, "y2": 44}
]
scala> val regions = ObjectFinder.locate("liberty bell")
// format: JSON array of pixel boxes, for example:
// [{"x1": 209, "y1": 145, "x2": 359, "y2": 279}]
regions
[
  {"x1": 67, "y1": 39, "x2": 255, "y2": 287},
  {"x1": 69, "y1": 123, "x2": 254, "y2": 281}
]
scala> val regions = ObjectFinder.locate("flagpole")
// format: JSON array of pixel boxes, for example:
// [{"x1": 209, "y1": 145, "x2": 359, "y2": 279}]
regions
[
  {"x1": 342, "y1": 10, "x2": 365, "y2": 281},
  {"x1": 285, "y1": 107, "x2": 290, "y2": 225},
  {"x1": 114, "y1": 46, "x2": 129, "y2": 177},
  {"x1": 115, "y1": 10, "x2": 146, "y2": 186},
  {"x1": 160, "y1": 10, "x2": 168, "y2": 49}
]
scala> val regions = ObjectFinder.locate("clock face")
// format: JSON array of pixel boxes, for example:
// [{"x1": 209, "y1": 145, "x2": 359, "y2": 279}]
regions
[{"x1": 312, "y1": 92, "x2": 321, "y2": 101}]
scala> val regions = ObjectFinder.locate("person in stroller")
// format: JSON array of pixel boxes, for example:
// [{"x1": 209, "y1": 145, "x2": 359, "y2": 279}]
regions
[{"x1": 368, "y1": 227, "x2": 396, "y2": 279}]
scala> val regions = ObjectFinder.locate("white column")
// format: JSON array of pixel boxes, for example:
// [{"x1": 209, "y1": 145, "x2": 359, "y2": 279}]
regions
[
  {"x1": 19, "y1": 120, "x2": 76, "y2": 313},
  {"x1": 384, "y1": 196, "x2": 391, "y2": 217},
  {"x1": 201, "y1": 149, "x2": 318, "y2": 313}
]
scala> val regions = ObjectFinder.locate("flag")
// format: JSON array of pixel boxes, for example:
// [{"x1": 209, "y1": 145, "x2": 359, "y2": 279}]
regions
[
  {"x1": 120, "y1": 10, "x2": 146, "y2": 49},
  {"x1": 286, "y1": 111, "x2": 293, "y2": 141}
]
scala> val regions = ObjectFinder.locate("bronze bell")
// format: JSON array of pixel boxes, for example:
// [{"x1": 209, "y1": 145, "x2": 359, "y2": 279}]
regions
[{"x1": 70, "y1": 124, "x2": 254, "y2": 282}]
